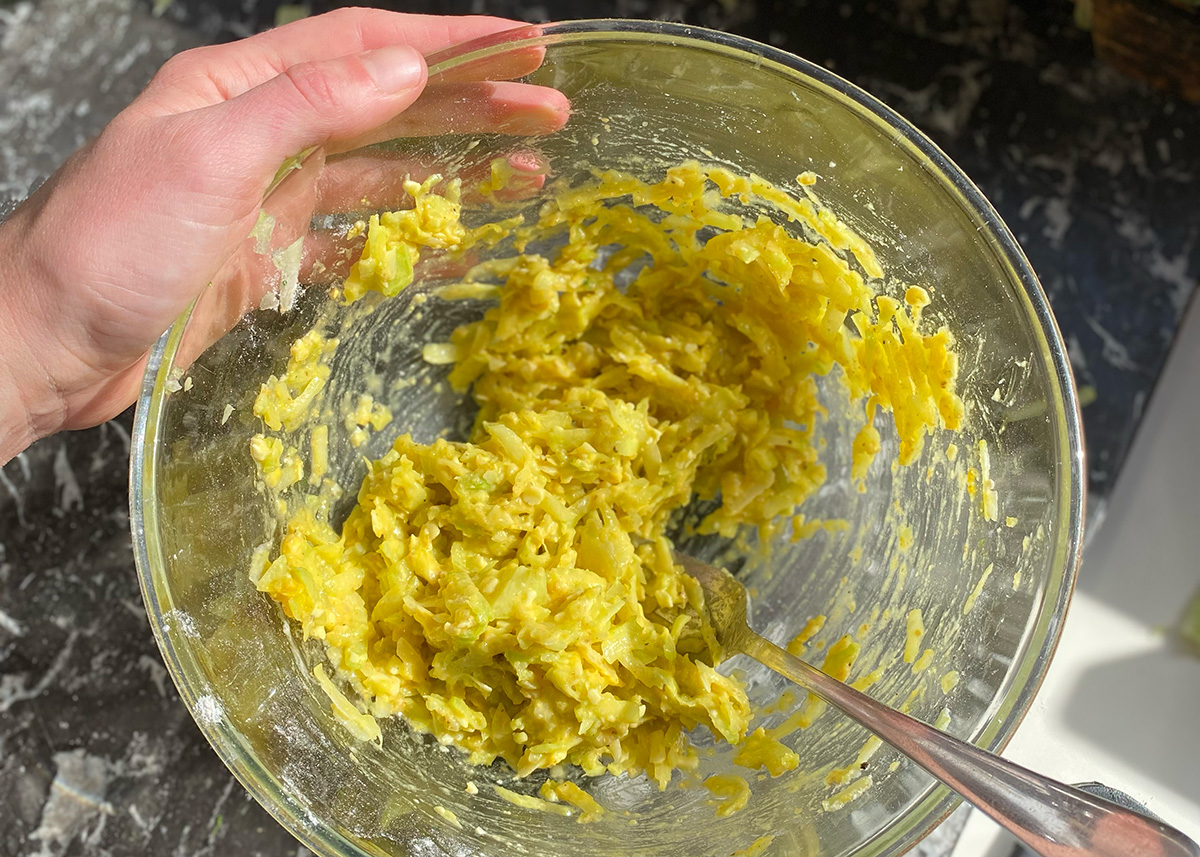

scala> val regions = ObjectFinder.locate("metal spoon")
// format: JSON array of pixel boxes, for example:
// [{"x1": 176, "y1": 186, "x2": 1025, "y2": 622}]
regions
[{"x1": 675, "y1": 551, "x2": 1200, "y2": 857}]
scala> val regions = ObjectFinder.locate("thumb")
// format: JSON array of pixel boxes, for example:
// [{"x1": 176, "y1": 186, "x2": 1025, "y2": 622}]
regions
[{"x1": 209, "y1": 44, "x2": 428, "y2": 176}]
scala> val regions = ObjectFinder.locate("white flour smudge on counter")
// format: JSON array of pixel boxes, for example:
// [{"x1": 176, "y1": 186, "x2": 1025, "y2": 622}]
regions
[{"x1": 29, "y1": 749, "x2": 115, "y2": 857}]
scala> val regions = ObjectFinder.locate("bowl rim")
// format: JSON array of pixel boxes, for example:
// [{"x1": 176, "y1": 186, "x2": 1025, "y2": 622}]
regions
[{"x1": 130, "y1": 17, "x2": 1085, "y2": 857}]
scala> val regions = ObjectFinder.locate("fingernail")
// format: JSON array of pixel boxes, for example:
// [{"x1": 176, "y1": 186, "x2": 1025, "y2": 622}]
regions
[{"x1": 360, "y1": 45, "x2": 425, "y2": 94}]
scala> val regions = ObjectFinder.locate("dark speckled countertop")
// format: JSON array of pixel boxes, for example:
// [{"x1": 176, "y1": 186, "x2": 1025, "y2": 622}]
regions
[{"x1": 1, "y1": 1, "x2": 1197, "y2": 855}]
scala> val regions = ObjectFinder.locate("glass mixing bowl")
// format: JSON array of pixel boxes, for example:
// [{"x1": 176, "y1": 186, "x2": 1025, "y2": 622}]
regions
[{"x1": 130, "y1": 19, "x2": 1084, "y2": 857}]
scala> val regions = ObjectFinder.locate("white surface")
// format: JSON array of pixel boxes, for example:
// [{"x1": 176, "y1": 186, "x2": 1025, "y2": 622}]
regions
[{"x1": 953, "y1": 297, "x2": 1200, "y2": 855}]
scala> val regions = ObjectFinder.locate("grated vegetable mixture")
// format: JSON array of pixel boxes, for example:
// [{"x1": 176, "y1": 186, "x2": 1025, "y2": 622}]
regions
[{"x1": 251, "y1": 163, "x2": 964, "y2": 791}]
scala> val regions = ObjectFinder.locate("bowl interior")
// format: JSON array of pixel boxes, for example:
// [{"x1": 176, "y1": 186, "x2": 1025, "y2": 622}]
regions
[{"x1": 132, "y1": 21, "x2": 1082, "y2": 857}]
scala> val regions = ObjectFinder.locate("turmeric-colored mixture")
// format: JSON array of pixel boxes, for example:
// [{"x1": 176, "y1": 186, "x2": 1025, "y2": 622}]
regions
[{"x1": 250, "y1": 163, "x2": 963, "y2": 790}]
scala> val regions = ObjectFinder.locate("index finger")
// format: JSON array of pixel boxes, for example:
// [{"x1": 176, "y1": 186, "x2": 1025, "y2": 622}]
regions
[
  {"x1": 250, "y1": 10, "x2": 531, "y2": 62},
  {"x1": 141, "y1": 10, "x2": 534, "y2": 113}
]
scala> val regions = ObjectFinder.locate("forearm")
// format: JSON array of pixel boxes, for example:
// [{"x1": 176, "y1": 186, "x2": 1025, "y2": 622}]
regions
[
  {"x1": 0, "y1": 353, "x2": 33, "y2": 464},
  {"x1": 0, "y1": 373, "x2": 38, "y2": 465}
]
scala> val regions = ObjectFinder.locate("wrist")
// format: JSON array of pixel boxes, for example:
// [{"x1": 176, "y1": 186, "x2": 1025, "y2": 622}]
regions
[{"x1": 0, "y1": 208, "x2": 67, "y2": 461}]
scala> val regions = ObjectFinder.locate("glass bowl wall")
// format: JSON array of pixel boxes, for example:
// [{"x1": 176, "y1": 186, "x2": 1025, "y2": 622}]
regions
[{"x1": 131, "y1": 20, "x2": 1083, "y2": 857}]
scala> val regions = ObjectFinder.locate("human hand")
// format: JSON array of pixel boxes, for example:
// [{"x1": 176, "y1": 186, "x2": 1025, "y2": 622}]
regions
[{"x1": 0, "y1": 8, "x2": 568, "y2": 463}]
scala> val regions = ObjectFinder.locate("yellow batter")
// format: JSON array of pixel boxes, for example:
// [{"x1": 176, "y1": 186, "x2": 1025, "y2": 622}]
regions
[{"x1": 250, "y1": 162, "x2": 964, "y2": 792}]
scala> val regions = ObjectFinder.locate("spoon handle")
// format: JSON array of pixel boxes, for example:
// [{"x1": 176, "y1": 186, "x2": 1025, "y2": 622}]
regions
[{"x1": 741, "y1": 634, "x2": 1200, "y2": 857}]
